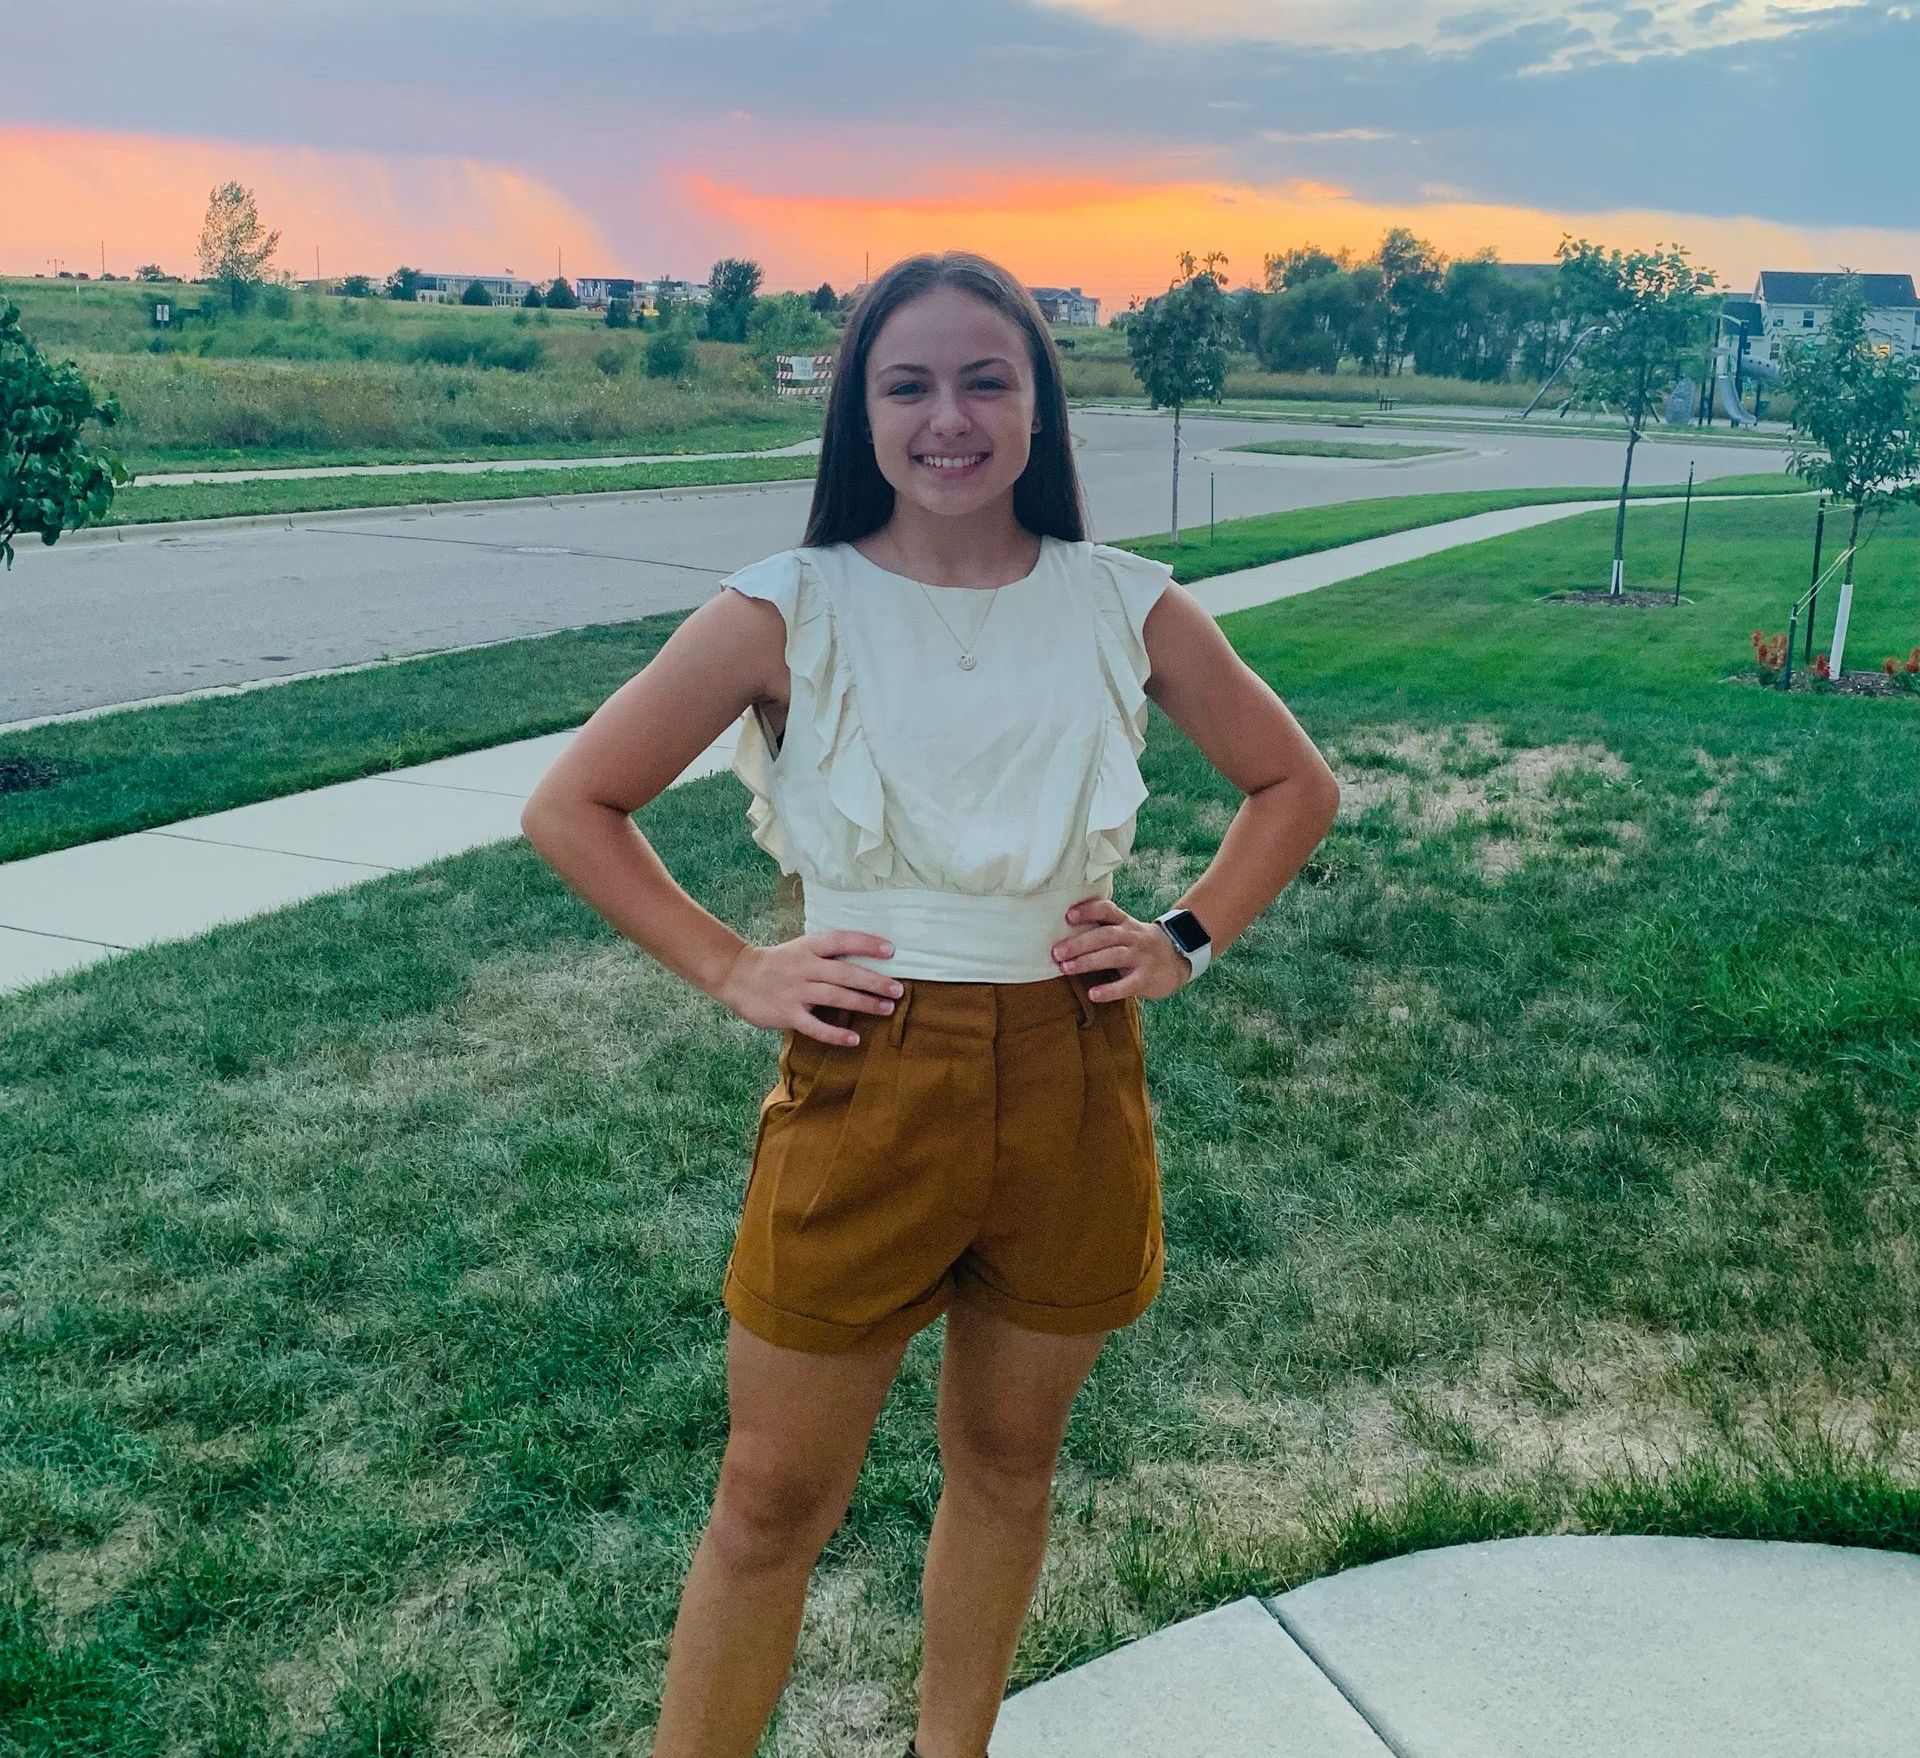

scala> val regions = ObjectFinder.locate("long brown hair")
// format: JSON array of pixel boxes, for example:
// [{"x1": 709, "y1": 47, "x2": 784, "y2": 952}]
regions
[{"x1": 802, "y1": 250, "x2": 1088, "y2": 548}]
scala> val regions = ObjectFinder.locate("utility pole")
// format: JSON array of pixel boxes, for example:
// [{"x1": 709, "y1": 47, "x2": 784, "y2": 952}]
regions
[{"x1": 99, "y1": 239, "x2": 106, "y2": 277}]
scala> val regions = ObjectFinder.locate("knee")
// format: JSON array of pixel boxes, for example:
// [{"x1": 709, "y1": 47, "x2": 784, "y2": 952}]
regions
[
  {"x1": 708, "y1": 1453, "x2": 848, "y2": 1570},
  {"x1": 940, "y1": 1424, "x2": 1061, "y2": 1512}
]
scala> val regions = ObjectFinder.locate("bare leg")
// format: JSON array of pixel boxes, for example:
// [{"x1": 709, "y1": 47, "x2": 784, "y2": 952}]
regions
[
  {"x1": 653, "y1": 1318, "x2": 914, "y2": 1758},
  {"x1": 913, "y1": 1299, "x2": 1108, "y2": 1758}
]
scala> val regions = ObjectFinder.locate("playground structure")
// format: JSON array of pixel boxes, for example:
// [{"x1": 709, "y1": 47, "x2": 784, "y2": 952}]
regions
[
  {"x1": 1516, "y1": 309, "x2": 1783, "y2": 429},
  {"x1": 1710, "y1": 307, "x2": 1783, "y2": 427}
]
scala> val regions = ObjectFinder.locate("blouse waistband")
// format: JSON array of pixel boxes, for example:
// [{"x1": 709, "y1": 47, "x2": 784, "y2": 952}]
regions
[{"x1": 802, "y1": 877, "x2": 1115, "y2": 983}]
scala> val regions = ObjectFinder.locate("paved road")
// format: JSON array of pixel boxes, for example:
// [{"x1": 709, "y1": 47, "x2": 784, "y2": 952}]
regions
[{"x1": 4, "y1": 409, "x2": 1788, "y2": 724}]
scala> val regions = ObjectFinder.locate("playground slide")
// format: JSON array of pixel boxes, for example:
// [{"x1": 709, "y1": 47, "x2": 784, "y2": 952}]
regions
[
  {"x1": 1714, "y1": 353, "x2": 1780, "y2": 428},
  {"x1": 1715, "y1": 369, "x2": 1758, "y2": 426}
]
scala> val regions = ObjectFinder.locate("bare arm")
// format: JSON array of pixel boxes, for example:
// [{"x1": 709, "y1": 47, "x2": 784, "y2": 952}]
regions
[
  {"x1": 1140, "y1": 583, "x2": 1342, "y2": 955},
  {"x1": 518, "y1": 586, "x2": 900, "y2": 1043}
]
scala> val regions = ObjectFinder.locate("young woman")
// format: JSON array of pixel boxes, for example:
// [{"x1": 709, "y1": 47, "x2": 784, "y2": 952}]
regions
[{"x1": 520, "y1": 250, "x2": 1341, "y2": 1758}]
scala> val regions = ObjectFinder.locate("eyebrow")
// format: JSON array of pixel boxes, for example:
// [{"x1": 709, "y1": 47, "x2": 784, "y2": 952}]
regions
[{"x1": 874, "y1": 356, "x2": 1017, "y2": 375}]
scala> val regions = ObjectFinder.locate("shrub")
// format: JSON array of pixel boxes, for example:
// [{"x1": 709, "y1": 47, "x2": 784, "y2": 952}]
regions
[
  {"x1": 459, "y1": 279, "x2": 493, "y2": 307},
  {"x1": 606, "y1": 296, "x2": 633, "y2": 329},
  {"x1": 594, "y1": 346, "x2": 625, "y2": 378},
  {"x1": 644, "y1": 330, "x2": 691, "y2": 378},
  {"x1": 0, "y1": 299, "x2": 128, "y2": 565},
  {"x1": 1750, "y1": 629, "x2": 1788, "y2": 680}
]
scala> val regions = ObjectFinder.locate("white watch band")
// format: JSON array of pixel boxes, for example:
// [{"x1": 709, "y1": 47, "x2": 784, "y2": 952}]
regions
[{"x1": 1155, "y1": 911, "x2": 1212, "y2": 979}]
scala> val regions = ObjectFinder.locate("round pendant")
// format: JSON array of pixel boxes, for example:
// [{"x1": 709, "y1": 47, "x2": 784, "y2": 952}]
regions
[{"x1": 958, "y1": 654, "x2": 977, "y2": 671}]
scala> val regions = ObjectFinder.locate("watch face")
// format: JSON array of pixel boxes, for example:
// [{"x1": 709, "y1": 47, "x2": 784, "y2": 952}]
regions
[{"x1": 1163, "y1": 909, "x2": 1209, "y2": 954}]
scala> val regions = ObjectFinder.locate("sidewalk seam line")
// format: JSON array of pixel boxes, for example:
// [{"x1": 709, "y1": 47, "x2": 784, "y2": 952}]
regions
[
  {"x1": 0, "y1": 923, "x2": 134, "y2": 951},
  {"x1": 142, "y1": 832, "x2": 404, "y2": 871},
  {"x1": 1261, "y1": 1598, "x2": 1410, "y2": 1758}
]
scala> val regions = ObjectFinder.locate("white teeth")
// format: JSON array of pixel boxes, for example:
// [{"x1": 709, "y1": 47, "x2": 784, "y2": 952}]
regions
[{"x1": 919, "y1": 454, "x2": 984, "y2": 469}]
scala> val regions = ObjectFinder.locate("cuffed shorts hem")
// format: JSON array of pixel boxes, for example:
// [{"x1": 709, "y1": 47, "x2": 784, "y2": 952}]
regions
[
  {"x1": 951, "y1": 1239, "x2": 1165, "y2": 1337},
  {"x1": 722, "y1": 1262, "x2": 955, "y2": 1355}
]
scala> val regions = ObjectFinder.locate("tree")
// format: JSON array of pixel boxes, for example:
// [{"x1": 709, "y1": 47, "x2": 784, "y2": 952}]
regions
[
  {"x1": 387, "y1": 266, "x2": 423, "y2": 301},
  {"x1": 1372, "y1": 226, "x2": 1446, "y2": 375},
  {"x1": 521, "y1": 285, "x2": 543, "y2": 308},
  {"x1": 704, "y1": 257, "x2": 763, "y2": 342},
  {"x1": 1557, "y1": 235, "x2": 1717, "y2": 595},
  {"x1": 1778, "y1": 274, "x2": 1920, "y2": 677},
  {"x1": 810, "y1": 281, "x2": 839, "y2": 315},
  {"x1": 544, "y1": 276, "x2": 578, "y2": 310},
  {"x1": 1, "y1": 300, "x2": 128, "y2": 569},
  {"x1": 135, "y1": 263, "x2": 168, "y2": 283},
  {"x1": 339, "y1": 273, "x2": 375, "y2": 298},
  {"x1": 459, "y1": 278, "x2": 493, "y2": 306},
  {"x1": 605, "y1": 296, "x2": 633, "y2": 328},
  {"x1": 1263, "y1": 244, "x2": 1349, "y2": 292},
  {"x1": 1126, "y1": 255, "x2": 1234, "y2": 543},
  {"x1": 196, "y1": 181, "x2": 280, "y2": 312}
]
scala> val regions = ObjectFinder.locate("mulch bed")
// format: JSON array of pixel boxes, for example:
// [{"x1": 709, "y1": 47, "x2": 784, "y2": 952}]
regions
[
  {"x1": 1728, "y1": 671, "x2": 1920, "y2": 699},
  {"x1": 1535, "y1": 590, "x2": 1691, "y2": 608}
]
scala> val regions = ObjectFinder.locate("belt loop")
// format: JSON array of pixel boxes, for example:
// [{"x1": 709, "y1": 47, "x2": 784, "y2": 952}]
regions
[
  {"x1": 1067, "y1": 970, "x2": 1095, "y2": 1030},
  {"x1": 886, "y1": 979, "x2": 914, "y2": 1047}
]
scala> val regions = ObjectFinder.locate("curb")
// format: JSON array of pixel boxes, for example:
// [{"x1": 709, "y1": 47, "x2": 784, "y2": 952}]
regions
[{"x1": 55, "y1": 472, "x2": 818, "y2": 547}]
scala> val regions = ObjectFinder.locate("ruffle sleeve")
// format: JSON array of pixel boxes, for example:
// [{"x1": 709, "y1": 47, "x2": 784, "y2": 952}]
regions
[
  {"x1": 720, "y1": 549, "x2": 893, "y2": 882},
  {"x1": 1084, "y1": 543, "x2": 1175, "y2": 881}
]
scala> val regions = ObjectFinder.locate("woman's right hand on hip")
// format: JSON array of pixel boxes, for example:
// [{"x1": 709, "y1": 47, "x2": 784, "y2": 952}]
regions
[{"x1": 718, "y1": 934, "x2": 902, "y2": 1046}]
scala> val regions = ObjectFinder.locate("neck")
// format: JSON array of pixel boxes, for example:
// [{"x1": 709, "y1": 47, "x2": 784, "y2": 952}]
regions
[{"x1": 867, "y1": 497, "x2": 1038, "y2": 588}]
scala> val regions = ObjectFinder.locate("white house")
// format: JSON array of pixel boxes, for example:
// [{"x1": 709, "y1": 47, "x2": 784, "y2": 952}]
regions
[
  {"x1": 1752, "y1": 271, "x2": 1919, "y2": 362},
  {"x1": 1029, "y1": 285, "x2": 1101, "y2": 326}
]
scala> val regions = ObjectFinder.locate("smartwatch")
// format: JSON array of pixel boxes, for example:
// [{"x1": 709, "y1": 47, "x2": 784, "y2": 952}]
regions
[{"x1": 1153, "y1": 907, "x2": 1212, "y2": 980}]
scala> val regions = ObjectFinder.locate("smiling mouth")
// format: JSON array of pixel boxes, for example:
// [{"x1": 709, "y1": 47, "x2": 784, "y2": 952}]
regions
[{"x1": 914, "y1": 452, "x2": 989, "y2": 471}]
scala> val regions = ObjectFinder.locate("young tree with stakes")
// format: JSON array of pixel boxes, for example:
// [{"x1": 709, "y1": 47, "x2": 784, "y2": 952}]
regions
[
  {"x1": 1126, "y1": 251, "x2": 1234, "y2": 544},
  {"x1": 1556, "y1": 235, "x2": 1717, "y2": 596},
  {"x1": 1777, "y1": 273, "x2": 1920, "y2": 678}
]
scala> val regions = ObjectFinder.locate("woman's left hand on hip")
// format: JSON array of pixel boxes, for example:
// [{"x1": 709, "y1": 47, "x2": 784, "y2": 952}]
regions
[{"x1": 1050, "y1": 897, "x2": 1190, "y2": 1001}]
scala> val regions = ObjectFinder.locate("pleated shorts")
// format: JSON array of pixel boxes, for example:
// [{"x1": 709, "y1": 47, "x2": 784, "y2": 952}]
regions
[{"x1": 722, "y1": 967, "x2": 1165, "y2": 1354}]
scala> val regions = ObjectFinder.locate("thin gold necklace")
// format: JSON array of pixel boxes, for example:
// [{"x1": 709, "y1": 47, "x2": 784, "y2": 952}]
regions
[{"x1": 912, "y1": 577, "x2": 1003, "y2": 671}]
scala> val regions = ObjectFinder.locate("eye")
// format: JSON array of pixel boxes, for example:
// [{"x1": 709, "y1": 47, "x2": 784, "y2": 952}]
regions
[
  {"x1": 973, "y1": 377, "x2": 1007, "y2": 389},
  {"x1": 885, "y1": 381, "x2": 920, "y2": 396}
]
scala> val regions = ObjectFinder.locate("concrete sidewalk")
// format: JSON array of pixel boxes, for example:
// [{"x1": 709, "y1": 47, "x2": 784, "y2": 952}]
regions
[
  {"x1": 0, "y1": 492, "x2": 1751, "y2": 995},
  {"x1": 990, "y1": 1535, "x2": 1919, "y2": 1756}
]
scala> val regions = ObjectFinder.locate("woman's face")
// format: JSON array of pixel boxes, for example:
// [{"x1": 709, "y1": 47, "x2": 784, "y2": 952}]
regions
[{"x1": 861, "y1": 286, "x2": 1042, "y2": 518}]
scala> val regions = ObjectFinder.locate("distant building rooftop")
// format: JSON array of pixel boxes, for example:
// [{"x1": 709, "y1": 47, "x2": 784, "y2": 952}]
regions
[{"x1": 1757, "y1": 271, "x2": 1917, "y2": 309}]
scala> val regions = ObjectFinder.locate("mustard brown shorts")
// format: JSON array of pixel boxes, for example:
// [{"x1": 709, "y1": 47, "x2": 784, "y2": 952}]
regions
[{"x1": 722, "y1": 966, "x2": 1165, "y2": 1354}]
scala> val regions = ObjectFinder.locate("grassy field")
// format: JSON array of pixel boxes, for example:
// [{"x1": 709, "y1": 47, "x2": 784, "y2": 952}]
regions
[
  {"x1": 9, "y1": 277, "x2": 1554, "y2": 472},
  {"x1": 1228, "y1": 438, "x2": 1461, "y2": 460},
  {"x1": 101, "y1": 452, "x2": 821, "y2": 527},
  {"x1": 2, "y1": 480, "x2": 1813, "y2": 863},
  {"x1": 1, "y1": 278, "x2": 820, "y2": 471},
  {"x1": 1, "y1": 493, "x2": 1915, "y2": 1755}
]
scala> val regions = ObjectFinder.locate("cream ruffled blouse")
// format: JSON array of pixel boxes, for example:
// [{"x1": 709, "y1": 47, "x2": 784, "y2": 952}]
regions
[{"x1": 721, "y1": 533, "x2": 1174, "y2": 982}]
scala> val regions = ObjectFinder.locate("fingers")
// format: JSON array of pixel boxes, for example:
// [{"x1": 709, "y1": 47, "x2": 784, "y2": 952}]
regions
[{"x1": 1050, "y1": 930, "x2": 1131, "y2": 972}]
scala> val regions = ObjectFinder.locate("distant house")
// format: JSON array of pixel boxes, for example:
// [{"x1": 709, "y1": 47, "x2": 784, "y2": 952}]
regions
[
  {"x1": 649, "y1": 278, "x2": 710, "y2": 306},
  {"x1": 413, "y1": 273, "x2": 534, "y2": 304},
  {"x1": 1029, "y1": 285, "x2": 1101, "y2": 326},
  {"x1": 1752, "y1": 270, "x2": 1918, "y2": 361}
]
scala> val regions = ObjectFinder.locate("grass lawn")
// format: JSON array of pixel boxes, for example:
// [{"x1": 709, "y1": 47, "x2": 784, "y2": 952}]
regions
[
  {"x1": 3, "y1": 480, "x2": 1806, "y2": 864},
  {"x1": 1225, "y1": 438, "x2": 1458, "y2": 460},
  {"x1": 102, "y1": 453, "x2": 821, "y2": 527},
  {"x1": 2, "y1": 495, "x2": 1914, "y2": 1754}
]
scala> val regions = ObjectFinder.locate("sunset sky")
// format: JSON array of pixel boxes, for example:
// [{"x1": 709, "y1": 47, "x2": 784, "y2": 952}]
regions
[{"x1": 3, "y1": 0, "x2": 1913, "y2": 314}]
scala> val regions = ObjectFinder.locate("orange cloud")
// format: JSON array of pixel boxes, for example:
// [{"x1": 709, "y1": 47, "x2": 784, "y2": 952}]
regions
[
  {"x1": 677, "y1": 165, "x2": 1920, "y2": 313},
  {"x1": 0, "y1": 126, "x2": 613, "y2": 281}
]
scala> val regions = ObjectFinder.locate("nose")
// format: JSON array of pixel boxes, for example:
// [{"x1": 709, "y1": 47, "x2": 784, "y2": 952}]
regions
[{"x1": 926, "y1": 384, "x2": 971, "y2": 437}]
